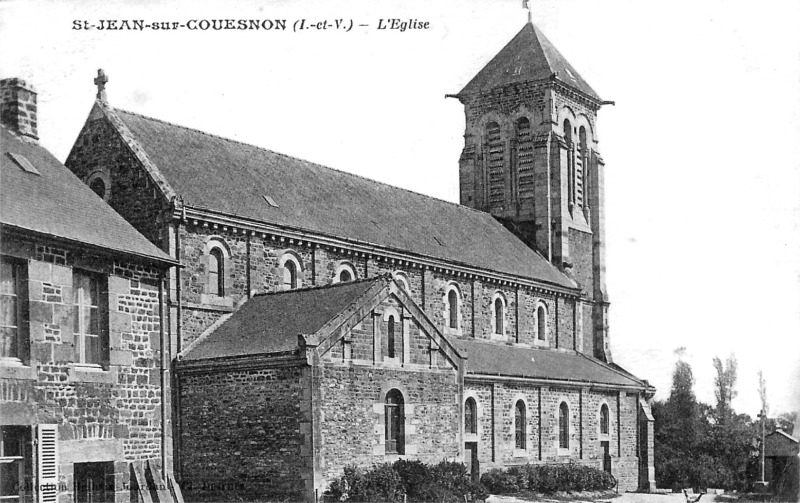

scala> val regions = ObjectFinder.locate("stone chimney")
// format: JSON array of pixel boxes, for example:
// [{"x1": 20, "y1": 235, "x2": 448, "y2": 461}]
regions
[{"x1": 0, "y1": 78, "x2": 38, "y2": 140}]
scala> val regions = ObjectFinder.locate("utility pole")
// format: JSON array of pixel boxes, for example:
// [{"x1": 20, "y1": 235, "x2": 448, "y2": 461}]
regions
[{"x1": 754, "y1": 371, "x2": 769, "y2": 493}]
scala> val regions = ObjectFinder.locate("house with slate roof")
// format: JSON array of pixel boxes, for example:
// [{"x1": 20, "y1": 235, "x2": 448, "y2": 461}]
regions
[
  {"x1": 0, "y1": 78, "x2": 179, "y2": 503},
  {"x1": 63, "y1": 21, "x2": 657, "y2": 502}
]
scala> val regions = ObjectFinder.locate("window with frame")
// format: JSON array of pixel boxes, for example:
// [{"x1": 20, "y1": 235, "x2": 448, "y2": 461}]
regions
[
  {"x1": 282, "y1": 258, "x2": 299, "y2": 290},
  {"x1": 494, "y1": 296, "x2": 505, "y2": 335},
  {"x1": 1, "y1": 426, "x2": 31, "y2": 503},
  {"x1": 559, "y1": 402, "x2": 570, "y2": 449},
  {"x1": 335, "y1": 263, "x2": 356, "y2": 284},
  {"x1": 385, "y1": 389, "x2": 405, "y2": 454},
  {"x1": 514, "y1": 400, "x2": 526, "y2": 449},
  {"x1": 74, "y1": 461, "x2": 114, "y2": 503},
  {"x1": 448, "y1": 289, "x2": 458, "y2": 329},
  {"x1": 465, "y1": 397, "x2": 477, "y2": 435},
  {"x1": 600, "y1": 404, "x2": 609, "y2": 436},
  {"x1": 1, "y1": 257, "x2": 28, "y2": 365},
  {"x1": 387, "y1": 315, "x2": 396, "y2": 359},
  {"x1": 536, "y1": 305, "x2": 546, "y2": 341},
  {"x1": 73, "y1": 270, "x2": 107, "y2": 367},
  {"x1": 208, "y1": 248, "x2": 224, "y2": 296}
]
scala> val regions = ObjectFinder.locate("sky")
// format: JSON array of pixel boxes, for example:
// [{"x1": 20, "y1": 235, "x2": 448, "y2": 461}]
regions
[{"x1": 1, "y1": 0, "x2": 798, "y2": 418}]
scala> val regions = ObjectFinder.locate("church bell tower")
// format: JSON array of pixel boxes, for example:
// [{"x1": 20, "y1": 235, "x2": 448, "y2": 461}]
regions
[{"x1": 452, "y1": 22, "x2": 613, "y2": 360}]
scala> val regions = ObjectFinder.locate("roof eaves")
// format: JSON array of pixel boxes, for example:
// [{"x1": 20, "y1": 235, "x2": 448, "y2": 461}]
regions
[
  {"x1": 182, "y1": 205, "x2": 580, "y2": 294},
  {"x1": 464, "y1": 371, "x2": 649, "y2": 391},
  {"x1": 0, "y1": 223, "x2": 179, "y2": 267}
]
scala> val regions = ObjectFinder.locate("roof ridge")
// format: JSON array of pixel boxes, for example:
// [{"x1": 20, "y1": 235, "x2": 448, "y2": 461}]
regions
[
  {"x1": 112, "y1": 107, "x2": 493, "y2": 218},
  {"x1": 252, "y1": 274, "x2": 385, "y2": 298}
]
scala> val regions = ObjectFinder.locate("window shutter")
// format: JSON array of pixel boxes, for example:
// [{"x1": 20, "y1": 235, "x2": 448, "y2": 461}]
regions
[{"x1": 37, "y1": 424, "x2": 59, "y2": 503}]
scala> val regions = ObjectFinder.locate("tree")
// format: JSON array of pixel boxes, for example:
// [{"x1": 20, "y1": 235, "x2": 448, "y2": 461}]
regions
[
  {"x1": 713, "y1": 354, "x2": 738, "y2": 424},
  {"x1": 653, "y1": 351, "x2": 701, "y2": 489}
]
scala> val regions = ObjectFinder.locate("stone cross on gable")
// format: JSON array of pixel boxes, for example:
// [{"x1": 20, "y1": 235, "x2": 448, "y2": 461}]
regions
[{"x1": 94, "y1": 69, "x2": 108, "y2": 102}]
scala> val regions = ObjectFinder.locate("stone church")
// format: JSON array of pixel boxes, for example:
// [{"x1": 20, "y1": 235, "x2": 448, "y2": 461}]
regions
[{"x1": 62, "y1": 21, "x2": 656, "y2": 502}]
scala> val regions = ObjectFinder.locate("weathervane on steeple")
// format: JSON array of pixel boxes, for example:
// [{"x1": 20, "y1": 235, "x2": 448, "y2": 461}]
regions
[
  {"x1": 522, "y1": 0, "x2": 532, "y2": 23},
  {"x1": 94, "y1": 69, "x2": 108, "y2": 103}
]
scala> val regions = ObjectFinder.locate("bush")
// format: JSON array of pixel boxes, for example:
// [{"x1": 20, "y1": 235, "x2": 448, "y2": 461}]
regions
[
  {"x1": 481, "y1": 463, "x2": 616, "y2": 495},
  {"x1": 326, "y1": 460, "x2": 488, "y2": 502}
]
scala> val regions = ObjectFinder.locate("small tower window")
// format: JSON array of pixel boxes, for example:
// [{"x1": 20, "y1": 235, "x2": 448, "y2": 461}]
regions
[
  {"x1": 515, "y1": 400, "x2": 526, "y2": 449},
  {"x1": 485, "y1": 121, "x2": 505, "y2": 210},
  {"x1": 600, "y1": 404, "x2": 609, "y2": 435},
  {"x1": 577, "y1": 126, "x2": 588, "y2": 207}
]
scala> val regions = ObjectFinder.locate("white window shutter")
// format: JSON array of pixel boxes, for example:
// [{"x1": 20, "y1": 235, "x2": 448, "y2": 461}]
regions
[{"x1": 37, "y1": 424, "x2": 59, "y2": 503}]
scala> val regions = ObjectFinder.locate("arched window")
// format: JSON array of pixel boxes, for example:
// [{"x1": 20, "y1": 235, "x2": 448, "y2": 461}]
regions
[
  {"x1": 559, "y1": 402, "x2": 570, "y2": 449},
  {"x1": 87, "y1": 172, "x2": 110, "y2": 201},
  {"x1": 208, "y1": 248, "x2": 224, "y2": 296},
  {"x1": 575, "y1": 126, "x2": 589, "y2": 207},
  {"x1": 387, "y1": 315, "x2": 396, "y2": 359},
  {"x1": 90, "y1": 178, "x2": 106, "y2": 199},
  {"x1": 448, "y1": 290, "x2": 458, "y2": 329},
  {"x1": 334, "y1": 263, "x2": 356, "y2": 284},
  {"x1": 284, "y1": 260, "x2": 297, "y2": 289},
  {"x1": 485, "y1": 121, "x2": 505, "y2": 210},
  {"x1": 393, "y1": 272, "x2": 410, "y2": 292},
  {"x1": 564, "y1": 119, "x2": 574, "y2": 209},
  {"x1": 385, "y1": 389, "x2": 405, "y2": 454},
  {"x1": 515, "y1": 400, "x2": 526, "y2": 449},
  {"x1": 280, "y1": 254, "x2": 302, "y2": 290},
  {"x1": 537, "y1": 304, "x2": 547, "y2": 341},
  {"x1": 493, "y1": 294, "x2": 506, "y2": 335},
  {"x1": 465, "y1": 397, "x2": 477, "y2": 435},
  {"x1": 516, "y1": 117, "x2": 534, "y2": 203},
  {"x1": 600, "y1": 404, "x2": 609, "y2": 435}
]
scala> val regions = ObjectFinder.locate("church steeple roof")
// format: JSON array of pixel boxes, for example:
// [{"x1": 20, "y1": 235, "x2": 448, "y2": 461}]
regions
[{"x1": 459, "y1": 22, "x2": 600, "y2": 101}]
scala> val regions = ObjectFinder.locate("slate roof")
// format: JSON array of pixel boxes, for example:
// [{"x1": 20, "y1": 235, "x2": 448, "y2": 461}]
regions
[
  {"x1": 181, "y1": 277, "x2": 379, "y2": 361},
  {"x1": 0, "y1": 126, "x2": 176, "y2": 265},
  {"x1": 454, "y1": 338, "x2": 648, "y2": 389},
  {"x1": 459, "y1": 22, "x2": 600, "y2": 100},
  {"x1": 111, "y1": 108, "x2": 576, "y2": 290}
]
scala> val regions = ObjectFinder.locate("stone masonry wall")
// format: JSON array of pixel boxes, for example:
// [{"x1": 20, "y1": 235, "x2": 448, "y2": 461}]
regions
[
  {"x1": 176, "y1": 222, "x2": 581, "y2": 356},
  {"x1": 65, "y1": 112, "x2": 171, "y2": 248},
  {"x1": 464, "y1": 379, "x2": 640, "y2": 489},
  {"x1": 318, "y1": 365, "x2": 460, "y2": 483},
  {"x1": 0, "y1": 234, "x2": 167, "y2": 503},
  {"x1": 177, "y1": 365, "x2": 307, "y2": 501}
]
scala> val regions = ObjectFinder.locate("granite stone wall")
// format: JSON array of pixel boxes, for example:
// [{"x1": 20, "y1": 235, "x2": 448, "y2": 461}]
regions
[
  {"x1": 177, "y1": 364, "x2": 308, "y2": 501},
  {"x1": 0, "y1": 234, "x2": 168, "y2": 503},
  {"x1": 464, "y1": 379, "x2": 641, "y2": 490}
]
